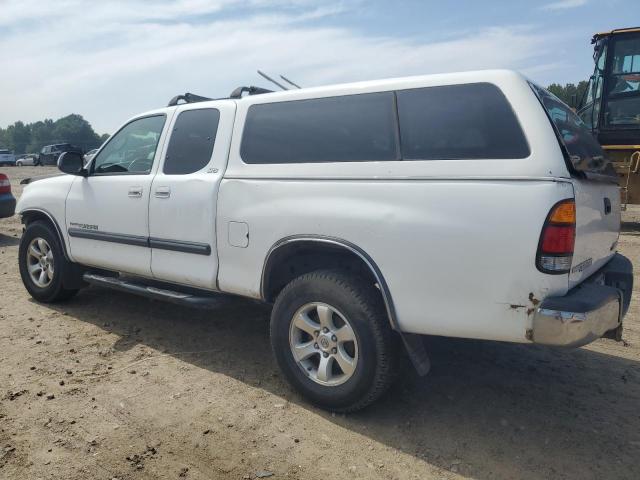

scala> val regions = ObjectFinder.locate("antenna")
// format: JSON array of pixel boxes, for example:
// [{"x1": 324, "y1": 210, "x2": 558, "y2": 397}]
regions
[
  {"x1": 257, "y1": 70, "x2": 288, "y2": 91},
  {"x1": 280, "y1": 74, "x2": 301, "y2": 89}
]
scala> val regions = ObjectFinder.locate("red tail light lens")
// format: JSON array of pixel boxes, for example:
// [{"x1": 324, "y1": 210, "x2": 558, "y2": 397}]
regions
[
  {"x1": 0, "y1": 174, "x2": 11, "y2": 194},
  {"x1": 541, "y1": 225, "x2": 575, "y2": 253},
  {"x1": 536, "y1": 199, "x2": 575, "y2": 274}
]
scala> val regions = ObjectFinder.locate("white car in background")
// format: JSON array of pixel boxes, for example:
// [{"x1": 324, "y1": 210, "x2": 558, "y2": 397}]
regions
[{"x1": 16, "y1": 154, "x2": 40, "y2": 166}]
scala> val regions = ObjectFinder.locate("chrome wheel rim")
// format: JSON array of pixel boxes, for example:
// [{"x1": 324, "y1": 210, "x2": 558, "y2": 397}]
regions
[
  {"x1": 26, "y1": 237, "x2": 54, "y2": 288},
  {"x1": 289, "y1": 302, "x2": 359, "y2": 386}
]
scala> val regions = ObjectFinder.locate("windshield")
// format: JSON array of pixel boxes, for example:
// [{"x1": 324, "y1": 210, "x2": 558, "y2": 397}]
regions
[
  {"x1": 604, "y1": 35, "x2": 640, "y2": 128},
  {"x1": 530, "y1": 83, "x2": 617, "y2": 181}
]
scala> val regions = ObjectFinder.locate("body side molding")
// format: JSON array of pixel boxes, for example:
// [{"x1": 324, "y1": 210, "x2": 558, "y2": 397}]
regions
[
  {"x1": 68, "y1": 228, "x2": 148, "y2": 247},
  {"x1": 149, "y1": 237, "x2": 211, "y2": 256},
  {"x1": 67, "y1": 228, "x2": 210, "y2": 255}
]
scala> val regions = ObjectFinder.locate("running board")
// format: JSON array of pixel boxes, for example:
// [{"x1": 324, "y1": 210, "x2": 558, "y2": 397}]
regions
[{"x1": 82, "y1": 273, "x2": 229, "y2": 309}]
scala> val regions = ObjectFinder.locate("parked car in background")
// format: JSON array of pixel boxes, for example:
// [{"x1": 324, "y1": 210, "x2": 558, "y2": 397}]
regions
[
  {"x1": 0, "y1": 173, "x2": 16, "y2": 218},
  {"x1": 83, "y1": 148, "x2": 99, "y2": 164},
  {"x1": 0, "y1": 149, "x2": 16, "y2": 166},
  {"x1": 15, "y1": 70, "x2": 633, "y2": 412},
  {"x1": 16, "y1": 154, "x2": 41, "y2": 167},
  {"x1": 39, "y1": 144, "x2": 83, "y2": 166}
]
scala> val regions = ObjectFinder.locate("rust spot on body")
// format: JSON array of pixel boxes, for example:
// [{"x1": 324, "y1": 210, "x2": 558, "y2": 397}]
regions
[{"x1": 528, "y1": 292, "x2": 540, "y2": 306}]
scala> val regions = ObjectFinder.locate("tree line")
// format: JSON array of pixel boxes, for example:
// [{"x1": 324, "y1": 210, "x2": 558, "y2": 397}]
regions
[
  {"x1": 0, "y1": 114, "x2": 108, "y2": 155},
  {"x1": 0, "y1": 81, "x2": 592, "y2": 155},
  {"x1": 545, "y1": 81, "x2": 589, "y2": 107}
]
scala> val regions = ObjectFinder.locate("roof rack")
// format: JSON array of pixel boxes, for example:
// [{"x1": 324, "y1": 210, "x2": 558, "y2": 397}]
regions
[
  {"x1": 167, "y1": 92, "x2": 213, "y2": 106},
  {"x1": 167, "y1": 71, "x2": 300, "y2": 106},
  {"x1": 167, "y1": 87, "x2": 273, "y2": 106},
  {"x1": 229, "y1": 86, "x2": 273, "y2": 98}
]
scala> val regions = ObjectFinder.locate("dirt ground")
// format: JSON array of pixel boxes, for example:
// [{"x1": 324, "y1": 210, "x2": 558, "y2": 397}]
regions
[{"x1": 1, "y1": 166, "x2": 639, "y2": 480}]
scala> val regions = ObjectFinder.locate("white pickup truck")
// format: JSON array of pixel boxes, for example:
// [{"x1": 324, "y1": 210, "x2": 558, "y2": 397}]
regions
[{"x1": 16, "y1": 70, "x2": 633, "y2": 411}]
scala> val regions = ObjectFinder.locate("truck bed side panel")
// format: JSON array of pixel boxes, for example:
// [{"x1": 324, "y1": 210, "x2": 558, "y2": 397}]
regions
[{"x1": 216, "y1": 178, "x2": 572, "y2": 343}]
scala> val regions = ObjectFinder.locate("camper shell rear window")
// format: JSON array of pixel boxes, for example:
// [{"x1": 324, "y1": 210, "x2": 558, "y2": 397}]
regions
[{"x1": 530, "y1": 83, "x2": 617, "y2": 182}]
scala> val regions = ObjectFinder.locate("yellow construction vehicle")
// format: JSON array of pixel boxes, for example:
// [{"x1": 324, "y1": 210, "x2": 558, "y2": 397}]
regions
[{"x1": 577, "y1": 27, "x2": 640, "y2": 205}]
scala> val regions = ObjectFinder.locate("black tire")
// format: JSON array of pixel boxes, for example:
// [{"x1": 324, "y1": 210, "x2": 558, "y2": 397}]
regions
[
  {"x1": 19, "y1": 221, "x2": 79, "y2": 302},
  {"x1": 270, "y1": 270, "x2": 399, "y2": 412}
]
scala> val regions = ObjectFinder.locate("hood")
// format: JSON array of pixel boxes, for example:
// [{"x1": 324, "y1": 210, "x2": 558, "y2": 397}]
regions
[{"x1": 20, "y1": 173, "x2": 65, "y2": 185}]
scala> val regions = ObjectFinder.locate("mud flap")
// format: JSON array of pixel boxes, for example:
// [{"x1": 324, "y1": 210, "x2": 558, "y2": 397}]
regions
[
  {"x1": 400, "y1": 333, "x2": 431, "y2": 376},
  {"x1": 602, "y1": 323, "x2": 624, "y2": 342}
]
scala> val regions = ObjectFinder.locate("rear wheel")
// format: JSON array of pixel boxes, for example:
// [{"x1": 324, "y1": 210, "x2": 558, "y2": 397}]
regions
[
  {"x1": 270, "y1": 270, "x2": 398, "y2": 412},
  {"x1": 19, "y1": 221, "x2": 79, "y2": 302}
]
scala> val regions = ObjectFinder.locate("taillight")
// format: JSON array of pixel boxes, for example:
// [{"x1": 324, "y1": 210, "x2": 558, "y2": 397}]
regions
[
  {"x1": 536, "y1": 199, "x2": 575, "y2": 274},
  {"x1": 0, "y1": 174, "x2": 10, "y2": 194}
]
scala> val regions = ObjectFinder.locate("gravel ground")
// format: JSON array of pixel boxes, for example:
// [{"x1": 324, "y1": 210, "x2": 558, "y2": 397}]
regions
[{"x1": 1, "y1": 166, "x2": 639, "y2": 480}]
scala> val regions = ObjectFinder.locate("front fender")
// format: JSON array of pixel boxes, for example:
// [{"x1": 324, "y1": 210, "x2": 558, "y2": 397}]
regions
[{"x1": 17, "y1": 175, "x2": 77, "y2": 261}]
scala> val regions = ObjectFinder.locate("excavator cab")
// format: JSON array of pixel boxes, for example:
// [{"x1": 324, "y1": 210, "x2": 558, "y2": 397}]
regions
[{"x1": 578, "y1": 27, "x2": 640, "y2": 204}]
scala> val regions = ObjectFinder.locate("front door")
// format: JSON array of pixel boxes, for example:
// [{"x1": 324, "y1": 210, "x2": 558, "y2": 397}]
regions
[
  {"x1": 65, "y1": 113, "x2": 171, "y2": 277},
  {"x1": 149, "y1": 102, "x2": 235, "y2": 289}
]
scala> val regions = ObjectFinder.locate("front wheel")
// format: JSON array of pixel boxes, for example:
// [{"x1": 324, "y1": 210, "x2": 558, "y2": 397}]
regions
[
  {"x1": 270, "y1": 270, "x2": 398, "y2": 412},
  {"x1": 19, "y1": 221, "x2": 79, "y2": 302}
]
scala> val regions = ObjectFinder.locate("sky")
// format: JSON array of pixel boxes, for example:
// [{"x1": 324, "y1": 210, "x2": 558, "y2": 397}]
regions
[{"x1": 1, "y1": 0, "x2": 639, "y2": 134}]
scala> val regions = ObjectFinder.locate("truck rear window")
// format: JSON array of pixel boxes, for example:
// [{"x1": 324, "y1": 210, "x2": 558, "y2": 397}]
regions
[{"x1": 530, "y1": 83, "x2": 617, "y2": 181}]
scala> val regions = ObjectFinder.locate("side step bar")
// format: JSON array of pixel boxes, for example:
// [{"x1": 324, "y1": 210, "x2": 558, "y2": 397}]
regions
[{"x1": 82, "y1": 273, "x2": 229, "y2": 309}]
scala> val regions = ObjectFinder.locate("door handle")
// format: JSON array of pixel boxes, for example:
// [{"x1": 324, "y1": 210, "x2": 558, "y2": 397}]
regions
[
  {"x1": 154, "y1": 187, "x2": 171, "y2": 199},
  {"x1": 128, "y1": 186, "x2": 143, "y2": 198}
]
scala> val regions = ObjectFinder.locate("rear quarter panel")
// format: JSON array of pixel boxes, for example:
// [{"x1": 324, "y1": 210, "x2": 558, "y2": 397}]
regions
[{"x1": 217, "y1": 179, "x2": 573, "y2": 342}]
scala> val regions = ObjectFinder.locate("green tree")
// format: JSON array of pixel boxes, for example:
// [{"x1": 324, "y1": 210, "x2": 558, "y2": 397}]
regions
[
  {"x1": 51, "y1": 114, "x2": 101, "y2": 151},
  {"x1": 27, "y1": 119, "x2": 55, "y2": 153},
  {"x1": 1, "y1": 121, "x2": 31, "y2": 154},
  {"x1": 547, "y1": 81, "x2": 590, "y2": 107}
]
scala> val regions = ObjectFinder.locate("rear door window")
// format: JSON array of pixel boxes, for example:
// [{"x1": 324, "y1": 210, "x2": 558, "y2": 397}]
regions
[
  {"x1": 241, "y1": 92, "x2": 399, "y2": 164},
  {"x1": 396, "y1": 83, "x2": 530, "y2": 160},
  {"x1": 164, "y1": 109, "x2": 220, "y2": 174}
]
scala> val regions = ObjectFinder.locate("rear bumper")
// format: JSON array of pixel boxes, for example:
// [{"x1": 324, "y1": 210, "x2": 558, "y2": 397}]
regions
[
  {"x1": 0, "y1": 194, "x2": 16, "y2": 218},
  {"x1": 531, "y1": 253, "x2": 633, "y2": 347}
]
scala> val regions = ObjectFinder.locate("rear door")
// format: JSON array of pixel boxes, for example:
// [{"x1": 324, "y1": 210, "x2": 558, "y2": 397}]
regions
[
  {"x1": 531, "y1": 84, "x2": 620, "y2": 285},
  {"x1": 148, "y1": 101, "x2": 236, "y2": 289}
]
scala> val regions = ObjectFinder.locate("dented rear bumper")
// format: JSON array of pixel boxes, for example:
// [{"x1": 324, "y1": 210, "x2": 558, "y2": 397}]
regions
[{"x1": 531, "y1": 253, "x2": 633, "y2": 347}]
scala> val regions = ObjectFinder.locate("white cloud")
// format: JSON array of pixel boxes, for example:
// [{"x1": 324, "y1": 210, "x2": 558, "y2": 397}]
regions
[
  {"x1": 1, "y1": 0, "x2": 561, "y2": 133},
  {"x1": 541, "y1": 0, "x2": 588, "y2": 11}
]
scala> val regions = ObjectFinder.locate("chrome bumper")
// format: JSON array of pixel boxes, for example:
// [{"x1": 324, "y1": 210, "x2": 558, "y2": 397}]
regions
[{"x1": 532, "y1": 253, "x2": 633, "y2": 348}]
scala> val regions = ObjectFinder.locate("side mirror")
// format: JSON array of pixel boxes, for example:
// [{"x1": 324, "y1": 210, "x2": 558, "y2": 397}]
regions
[{"x1": 57, "y1": 151, "x2": 88, "y2": 176}]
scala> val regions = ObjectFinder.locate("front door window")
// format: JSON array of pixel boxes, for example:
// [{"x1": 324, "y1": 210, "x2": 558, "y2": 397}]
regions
[{"x1": 92, "y1": 115, "x2": 166, "y2": 175}]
